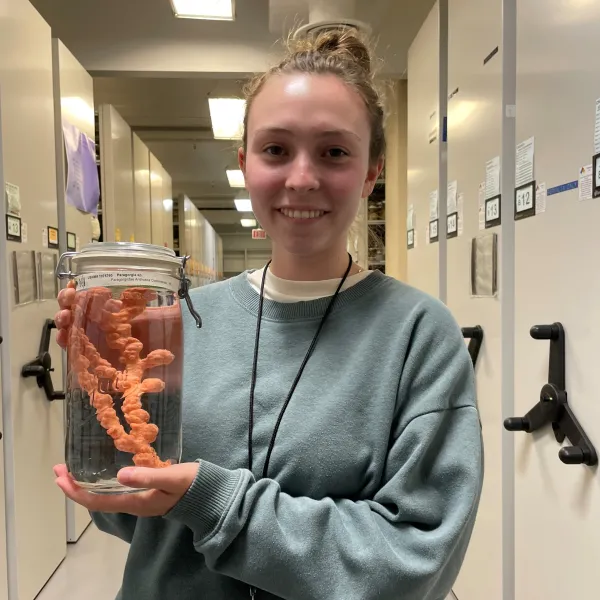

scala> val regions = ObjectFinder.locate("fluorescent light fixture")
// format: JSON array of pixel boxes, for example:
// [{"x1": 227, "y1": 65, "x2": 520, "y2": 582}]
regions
[
  {"x1": 208, "y1": 98, "x2": 245, "y2": 139},
  {"x1": 170, "y1": 0, "x2": 235, "y2": 20},
  {"x1": 234, "y1": 198, "x2": 252, "y2": 212},
  {"x1": 226, "y1": 169, "x2": 245, "y2": 188},
  {"x1": 240, "y1": 218, "x2": 256, "y2": 228},
  {"x1": 61, "y1": 97, "x2": 95, "y2": 124}
]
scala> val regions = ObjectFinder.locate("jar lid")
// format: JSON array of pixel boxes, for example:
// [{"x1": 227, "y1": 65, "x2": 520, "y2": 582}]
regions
[
  {"x1": 59, "y1": 241, "x2": 183, "y2": 278},
  {"x1": 74, "y1": 242, "x2": 180, "y2": 266}
]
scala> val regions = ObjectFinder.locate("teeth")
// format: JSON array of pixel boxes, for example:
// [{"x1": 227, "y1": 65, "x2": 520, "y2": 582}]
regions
[{"x1": 281, "y1": 208, "x2": 324, "y2": 219}]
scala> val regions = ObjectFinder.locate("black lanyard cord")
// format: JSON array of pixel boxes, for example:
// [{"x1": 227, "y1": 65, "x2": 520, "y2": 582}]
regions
[{"x1": 248, "y1": 253, "x2": 354, "y2": 480}]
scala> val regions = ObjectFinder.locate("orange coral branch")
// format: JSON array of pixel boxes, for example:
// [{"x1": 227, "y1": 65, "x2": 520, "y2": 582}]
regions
[{"x1": 68, "y1": 281, "x2": 174, "y2": 469}]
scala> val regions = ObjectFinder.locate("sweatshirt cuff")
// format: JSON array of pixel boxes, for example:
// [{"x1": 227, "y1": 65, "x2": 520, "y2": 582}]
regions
[{"x1": 165, "y1": 460, "x2": 243, "y2": 541}]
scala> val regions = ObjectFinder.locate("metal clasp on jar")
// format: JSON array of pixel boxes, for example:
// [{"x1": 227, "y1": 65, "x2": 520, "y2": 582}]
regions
[
  {"x1": 178, "y1": 256, "x2": 202, "y2": 328},
  {"x1": 56, "y1": 251, "x2": 78, "y2": 280}
]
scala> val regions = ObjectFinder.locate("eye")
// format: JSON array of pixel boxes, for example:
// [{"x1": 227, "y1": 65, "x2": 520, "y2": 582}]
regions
[
  {"x1": 264, "y1": 145, "x2": 286, "y2": 157},
  {"x1": 326, "y1": 147, "x2": 349, "y2": 158}
]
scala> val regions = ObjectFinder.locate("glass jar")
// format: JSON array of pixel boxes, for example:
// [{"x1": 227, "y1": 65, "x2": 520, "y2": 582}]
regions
[{"x1": 56, "y1": 242, "x2": 201, "y2": 494}]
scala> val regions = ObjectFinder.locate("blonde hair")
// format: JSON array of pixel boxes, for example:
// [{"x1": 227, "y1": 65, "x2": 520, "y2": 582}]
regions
[{"x1": 242, "y1": 27, "x2": 386, "y2": 164}]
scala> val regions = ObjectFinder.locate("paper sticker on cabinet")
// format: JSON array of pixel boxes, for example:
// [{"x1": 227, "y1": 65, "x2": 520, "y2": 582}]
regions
[
  {"x1": 429, "y1": 190, "x2": 439, "y2": 220},
  {"x1": 42, "y1": 227, "x2": 48, "y2": 248},
  {"x1": 485, "y1": 157, "x2": 501, "y2": 199},
  {"x1": 516, "y1": 137, "x2": 534, "y2": 187},
  {"x1": 457, "y1": 192, "x2": 465, "y2": 235},
  {"x1": 115, "y1": 228, "x2": 122, "y2": 242},
  {"x1": 535, "y1": 183, "x2": 547, "y2": 214},
  {"x1": 579, "y1": 165, "x2": 593, "y2": 201},
  {"x1": 478, "y1": 183, "x2": 486, "y2": 230},
  {"x1": 5, "y1": 182, "x2": 21, "y2": 217},
  {"x1": 407, "y1": 205, "x2": 414, "y2": 230},
  {"x1": 21, "y1": 222, "x2": 28, "y2": 243},
  {"x1": 447, "y1": 181, "x2": 458, "y2": 214}
]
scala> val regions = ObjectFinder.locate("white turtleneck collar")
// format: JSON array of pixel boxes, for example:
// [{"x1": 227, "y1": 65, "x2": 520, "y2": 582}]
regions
[{"x1": 246, "y1": 266, "x2": 373, "y2": 303}]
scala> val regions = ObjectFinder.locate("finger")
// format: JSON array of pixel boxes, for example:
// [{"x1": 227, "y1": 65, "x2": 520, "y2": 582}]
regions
[
  {"x1": 56, "y1": 328, "x2": 68, "y2": 349},
  {"x1": 53, "y1": 464, "x2": 69, "y2": 477},
  {"x1": 58, "y1": 286, "x2": 76, "y2": 310},
  {"x1": 55, "y1": 309, "x2": 72, "y2": 329},
  {"x1": 117, "y1": 464, "x2": 197, "y2": 494}
]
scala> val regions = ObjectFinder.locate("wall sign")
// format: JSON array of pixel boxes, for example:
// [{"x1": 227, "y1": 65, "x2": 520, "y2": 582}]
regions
[
  {"x1": 429, "y1": 219, "x2": 439, "y2": 243},
  {"x1": 67, "y1": 232, "x2": 77, "y2": 251},
  {"x1": 485, "y1": 195, "x2": 501, "y2": 228},
  {"x1": 593, "y1": 153, "x2": 600, "y2": 199},
  {"x1": 447, "y1": 212, "x2": 458, "y2": 239},
  {"x1": 6, "y1": 214, "x2": 22, "y2": 242},
  {"x1": 515, "y1": 181, "x2": 536, "y2": 220},
  {"x1": 47, "y1": 226, "x2": 59, "y2": 249},
  {"x1": 407, "y1": 229, "x2": 415, "y2": 249}
]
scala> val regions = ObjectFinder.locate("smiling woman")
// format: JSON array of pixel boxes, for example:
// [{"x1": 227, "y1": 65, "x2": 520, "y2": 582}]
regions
[{"x1": 54, "y1": 24, "x2": 483, "y2": 600}]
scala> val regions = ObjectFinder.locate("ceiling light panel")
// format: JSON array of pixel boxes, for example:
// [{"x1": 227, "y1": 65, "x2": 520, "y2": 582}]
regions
[
  {"x1": 234, "y1": 198, "x2": 253, "y2": 212},
  {"x1": 226, "y1": 169, "x2": 245, "y2": 188},
  {"x1": 209, "y1": 98, "x2": 245, "y2": 139},
  {"x1": 171, "y1": 0, "x2": 235, "y2": 20},
  {"x1": 241, "y1": 218, "x2": 257, "y2": 228}
]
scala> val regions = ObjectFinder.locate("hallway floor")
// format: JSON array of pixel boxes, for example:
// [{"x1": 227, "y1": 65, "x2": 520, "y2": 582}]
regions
[{"x1": 36, "y1": 524, "x2": 128, "y2": 600}]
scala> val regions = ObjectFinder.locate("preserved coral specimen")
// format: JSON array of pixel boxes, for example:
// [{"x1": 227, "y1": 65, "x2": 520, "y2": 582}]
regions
[{"x1": 67, "y1": 281, "x2": 174, "y2": 468}]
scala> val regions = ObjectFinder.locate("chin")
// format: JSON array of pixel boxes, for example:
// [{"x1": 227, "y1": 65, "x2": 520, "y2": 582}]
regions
[{"x1": 272, "y1": 235, "x2": 343, "y2": 259}]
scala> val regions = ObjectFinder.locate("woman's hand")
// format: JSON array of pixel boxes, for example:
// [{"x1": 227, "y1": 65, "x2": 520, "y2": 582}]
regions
[
  {"x1": 53, "y1": 463, "x2": 199, "y2": 517},
  {"x1": 54, "y1": 285, "x2": 76, "y2": 348},
  {"x1": 54, "y1": 283, "x2": 124, "y2": 348}
]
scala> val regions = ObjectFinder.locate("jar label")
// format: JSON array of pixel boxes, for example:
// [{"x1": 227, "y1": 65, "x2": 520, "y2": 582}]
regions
[{"x1": 74, "y1": 271, "x2": 180, "y2": 292}]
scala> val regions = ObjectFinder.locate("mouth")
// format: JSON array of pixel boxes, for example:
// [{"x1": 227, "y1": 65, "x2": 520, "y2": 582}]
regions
[{"x1": 278, "y1": 208, "x2": 328, "y2": 221}]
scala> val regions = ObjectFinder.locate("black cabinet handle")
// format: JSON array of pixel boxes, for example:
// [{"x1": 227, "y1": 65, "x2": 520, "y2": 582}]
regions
[
  {"x1": 21, "y1": 319, "x2": 66, "y2": 402},
  {"x1": 503, "y1": 323, "x2": 597, "y2": 466},
  {"x1": 461, "y1": 325, "x2": 484, "y2": 368}
]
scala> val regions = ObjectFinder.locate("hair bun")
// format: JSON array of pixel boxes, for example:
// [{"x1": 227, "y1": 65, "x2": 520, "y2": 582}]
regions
[{"x1": 296, "y1": 27, "x2": 373, "y2": 75}]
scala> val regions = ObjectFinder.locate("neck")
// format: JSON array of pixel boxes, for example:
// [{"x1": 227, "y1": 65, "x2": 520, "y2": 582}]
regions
[{"x1": 269, "y1": 245, "x2": 357, "y2": 281}]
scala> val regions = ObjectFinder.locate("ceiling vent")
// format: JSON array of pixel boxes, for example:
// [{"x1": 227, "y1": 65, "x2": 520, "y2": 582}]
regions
[
  {"x1": 293, "y1": 19, "x2": 371, "y2": 38},
  {"x1": 293, "y1": 0, "x2": 371, "y2": 38}
]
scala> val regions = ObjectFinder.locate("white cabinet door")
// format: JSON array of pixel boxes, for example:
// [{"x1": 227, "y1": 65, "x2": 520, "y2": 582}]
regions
[
  {"x1": 407, "y1": 4, "x2": 442, "y2": 297},
  {"x1": 446, "y1": 0, "x2": 503, "y2": 598},
  {"x1": 0, "y1": 1, "x2": 67, "y2": 598},
  {"x1": 52, "y1": 37, "x2": 95, "y2": 545},
  {"x1": 512, "y1": 1, "x2": 600, "y2": 598}
]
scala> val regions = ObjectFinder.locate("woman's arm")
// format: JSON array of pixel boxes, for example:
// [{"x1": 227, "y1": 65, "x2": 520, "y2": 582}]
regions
[{"x1": 165, "y1": 301, "x2": 484, "y2": 600}]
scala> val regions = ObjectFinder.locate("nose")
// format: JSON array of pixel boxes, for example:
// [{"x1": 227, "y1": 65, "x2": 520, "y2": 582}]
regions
[{"x1": 285, "y1": 154, "x2": 320, "y2": 193}]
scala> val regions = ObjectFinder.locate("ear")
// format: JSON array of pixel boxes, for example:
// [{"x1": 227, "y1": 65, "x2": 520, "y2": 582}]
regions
[
  {"x1": 238, "y1": 147, "x2": 246, "y2": 173},
  {"x1": 361, "y1": 157, "x2": 385, "y2": 198}
]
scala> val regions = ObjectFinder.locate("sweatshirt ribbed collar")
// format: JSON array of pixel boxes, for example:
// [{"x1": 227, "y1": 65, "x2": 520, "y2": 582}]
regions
[{"x1": 228, "y1": 269, "x2": 386, "y2": 321}]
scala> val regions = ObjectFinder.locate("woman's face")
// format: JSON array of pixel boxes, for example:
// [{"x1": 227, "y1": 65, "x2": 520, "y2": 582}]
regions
[{"x1": 240, "y1": 73, "x2": 382, "y2": 259}]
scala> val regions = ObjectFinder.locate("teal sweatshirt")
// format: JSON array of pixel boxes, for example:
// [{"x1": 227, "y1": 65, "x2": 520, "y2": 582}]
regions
[{"x1": 92, "y1": 270, "x2": 484, "y2": 600}]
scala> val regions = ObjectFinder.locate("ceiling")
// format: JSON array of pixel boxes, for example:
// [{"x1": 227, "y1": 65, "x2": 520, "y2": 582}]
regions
[{"x1": 30, "y1": 0, "x2": 437, "y2": 236}]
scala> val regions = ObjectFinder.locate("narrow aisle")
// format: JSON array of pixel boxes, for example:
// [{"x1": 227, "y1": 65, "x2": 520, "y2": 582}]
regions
[{"x1": 36, "y1": 524, "x2": 128, "y2": 600}]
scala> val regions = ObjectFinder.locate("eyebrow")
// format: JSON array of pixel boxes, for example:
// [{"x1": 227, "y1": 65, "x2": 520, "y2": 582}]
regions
[{"x1": 254, "y1": 127, "x2": 362, "y2": 141}]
